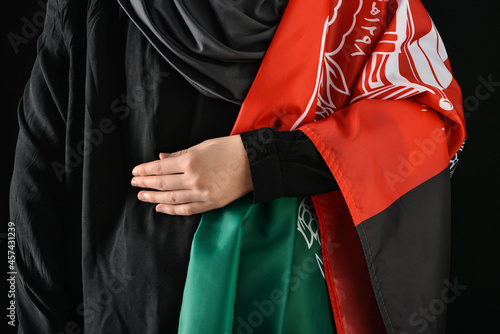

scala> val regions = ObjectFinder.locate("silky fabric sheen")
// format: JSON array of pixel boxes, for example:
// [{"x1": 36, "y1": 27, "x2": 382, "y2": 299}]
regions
[
  {"x1": 117, "y1": 0, "x2": 288, "y2": 102},
  {"x1": 11, "y1": 2, "x2": 337, "y2": 332},
  {"x1": 10, "y1": 1, "x2": 240, "y2": 332},
  {"x1": 178, "y1": 196, "x2": 335, "y2": 334}
]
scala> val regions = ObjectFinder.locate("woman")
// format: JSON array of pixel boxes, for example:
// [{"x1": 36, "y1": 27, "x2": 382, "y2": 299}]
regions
[{"x1": 10, "y1": 0, "x2": 465, "y2": 333}]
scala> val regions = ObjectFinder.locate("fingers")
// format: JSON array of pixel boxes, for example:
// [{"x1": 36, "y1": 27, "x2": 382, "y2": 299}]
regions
[
  {"x1": 158, "y1": 149, "x2": 189, "y2": 160},
  {"x1": 131, "y1": 174, "x2": 186, "y2": 191},
  {"x1": 137, "y1": 190, "x2": 202, "y2": 205},
  {"x1": 137, "y1": 190, "x2": 213, "y2": 216},
  {"x1": 132, "y1": 156, "x2": 183, "y2": 176},
  {"x1": 168, "y1": 149, "x2": 189, "y2": 157},
  {"x1": 136, "y1": 188, "x2": 216, "y2": 216},
  {"x1": 156, "y1": 202, "x2": 209, "y2": 216},
  {"x1": 132, "y1": 137, "x2": 248, "y2": 216}
]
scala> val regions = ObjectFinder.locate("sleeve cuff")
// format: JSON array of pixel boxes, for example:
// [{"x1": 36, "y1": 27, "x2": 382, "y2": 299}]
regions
[{"x1": 239, "y1": 128, "x2": 284, "y2": 203}]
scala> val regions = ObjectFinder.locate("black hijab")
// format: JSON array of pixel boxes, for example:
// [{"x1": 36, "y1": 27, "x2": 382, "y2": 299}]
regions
[{"x1": 117, "y1": 0, "x2": 288, "y2": 104}]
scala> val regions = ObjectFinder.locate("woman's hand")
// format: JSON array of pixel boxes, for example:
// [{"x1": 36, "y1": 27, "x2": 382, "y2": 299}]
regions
[{"x1": 131, "y1": 135, "x2": 253, "y2": 215}]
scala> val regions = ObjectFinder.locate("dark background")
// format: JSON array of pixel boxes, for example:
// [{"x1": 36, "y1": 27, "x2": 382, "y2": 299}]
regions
[{"x1": 1, "y1": 1, "x2": 499, "y2": 333}]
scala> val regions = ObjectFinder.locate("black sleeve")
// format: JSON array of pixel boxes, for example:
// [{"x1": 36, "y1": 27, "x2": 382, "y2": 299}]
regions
[{"x1": 240, "y1": 127, "x2": 339, "y2": 203}]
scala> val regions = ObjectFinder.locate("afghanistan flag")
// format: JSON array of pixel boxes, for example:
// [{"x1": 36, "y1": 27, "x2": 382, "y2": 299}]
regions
[{"x1": 178, "y1": 0, "x2": 466, "y2": 333}]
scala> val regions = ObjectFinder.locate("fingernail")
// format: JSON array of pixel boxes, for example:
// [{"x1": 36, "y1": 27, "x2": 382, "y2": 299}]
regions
[
  {"x1": 131, "y1": 179, "x2": 137, "y2": 187},
  {"x1": 132, "y1": 168, "x2": 138, "y2": 176},
  {"x1": 138, "y1": 193, "x2": 146, "y2": 200}
]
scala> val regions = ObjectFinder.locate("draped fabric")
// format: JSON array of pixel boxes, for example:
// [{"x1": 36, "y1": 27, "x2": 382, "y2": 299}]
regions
[
  {"x1": 228, "y1": 0, "x2": 466, "y2": 332},
  {"x1": 10, "y1": 0, "x2": 467, "y2": 333},
  {"x1": 10, "y1": 1, "x2": 243, "y2": 332},
  {"x1": 178, "y1": 196, "x2": 335, "y2": 334},
  {"x1": 117, "y1": 0, "x2": 288, "y2": 103}
]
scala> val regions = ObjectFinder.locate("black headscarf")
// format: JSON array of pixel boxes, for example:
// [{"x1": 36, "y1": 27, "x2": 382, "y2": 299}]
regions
[{"x1": 117, "y1": 0, "x2": 288, "y2": 104}]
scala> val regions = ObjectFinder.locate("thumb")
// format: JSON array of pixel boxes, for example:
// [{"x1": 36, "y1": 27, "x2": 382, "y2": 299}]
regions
[{"x1": 159, "y1": 152, "x2": 170, "y2": 160}]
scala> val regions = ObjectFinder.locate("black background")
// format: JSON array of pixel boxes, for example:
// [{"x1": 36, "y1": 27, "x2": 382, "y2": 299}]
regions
[{"x1": 1, "y1": 1, "x2": 499, "y2": 333}]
